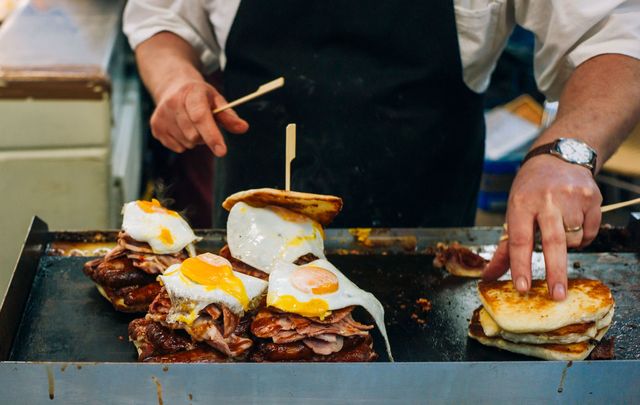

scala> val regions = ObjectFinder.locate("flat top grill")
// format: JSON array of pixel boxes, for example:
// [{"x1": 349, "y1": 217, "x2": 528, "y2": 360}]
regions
[{"x1": 5, "y1": 219, "x2": 640, "y2": 363}]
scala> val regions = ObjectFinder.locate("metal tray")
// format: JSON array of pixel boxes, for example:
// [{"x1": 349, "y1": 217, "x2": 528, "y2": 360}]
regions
[{"x1": 1, "y1": 216, "x2": 639, "y2": 403}]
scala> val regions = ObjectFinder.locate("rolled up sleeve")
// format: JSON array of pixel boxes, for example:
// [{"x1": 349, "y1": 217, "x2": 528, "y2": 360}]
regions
[
  {"x1": 123, "y1": 0, "x2": 221, "y2": 73},
  {"x1": 516, "y1": 0, "x2": 640, "y2": 101}
]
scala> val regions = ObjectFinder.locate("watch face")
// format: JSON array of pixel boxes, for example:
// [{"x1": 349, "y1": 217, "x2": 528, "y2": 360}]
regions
[{"x1": 556, "y1": 138, "x2": 593, "y2": 164}]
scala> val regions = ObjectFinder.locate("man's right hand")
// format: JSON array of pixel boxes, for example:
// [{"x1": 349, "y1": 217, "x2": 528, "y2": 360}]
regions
[{"x1": 150, "y1": 80, "x2": 249, "y2": 156}]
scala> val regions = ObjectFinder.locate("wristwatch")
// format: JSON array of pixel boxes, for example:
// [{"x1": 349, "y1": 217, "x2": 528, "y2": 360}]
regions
[{"x1": 522, "y1": 138, "x2": 597, "y2": 175}]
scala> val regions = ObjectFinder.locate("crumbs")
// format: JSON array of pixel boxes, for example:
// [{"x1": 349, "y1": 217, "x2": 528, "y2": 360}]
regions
[{"x1": 411, "y1": 298, "x2": 432, "y2": 325}]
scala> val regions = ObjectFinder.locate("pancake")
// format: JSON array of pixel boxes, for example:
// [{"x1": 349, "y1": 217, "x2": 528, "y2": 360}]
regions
[
  {"x1": 479, "y1": 279, "x2": 614, "y2": 333},
  {"x1": 479, "y1": 306, "x2": 614, "y2": 345},
  {"x1": 469, "y1": 307, "x2": 611, "y2": 360},
  {"x1": 222, "y1": 188, "x2": 343, "y2": 226}
]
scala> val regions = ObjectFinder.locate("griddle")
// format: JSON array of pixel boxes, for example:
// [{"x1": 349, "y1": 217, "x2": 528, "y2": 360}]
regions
[{"x1": 1, "y1": 216, "x2": 639, "y2": 403}]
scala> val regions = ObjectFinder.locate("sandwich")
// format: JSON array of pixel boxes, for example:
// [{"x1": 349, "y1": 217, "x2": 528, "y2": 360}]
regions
[
  {"x1": 468, "y1": 279, "x2": 615, "y2": 360},
  {"x1": 83, "y1": 199, "x2": 200, "y2": 312},
  {"x1": 220, "y1": 188, "x2": 343, "y2": 279},
  {"x1": 249, "y1": 259, "x2": 393, "y2": 362},
  {"x1": 129, "y1": 253, "x2": 268, "y2": 361}
]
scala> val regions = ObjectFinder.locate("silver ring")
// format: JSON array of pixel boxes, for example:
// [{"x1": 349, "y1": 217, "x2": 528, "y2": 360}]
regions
[{"x1": 564, "y1": 225, "x2": 583, "y2": 233}]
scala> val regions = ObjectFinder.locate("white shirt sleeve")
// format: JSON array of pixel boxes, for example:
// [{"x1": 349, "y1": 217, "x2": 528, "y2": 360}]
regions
[
  {"x1": 515, "y1": 0, "x2": 640, "y2": 101},
  {"x1": 456, "y1": 0, "x2": 640, "y2": 101},
  {"x1": 123, "y1": 0, "x2": 222, "y2": 74}
]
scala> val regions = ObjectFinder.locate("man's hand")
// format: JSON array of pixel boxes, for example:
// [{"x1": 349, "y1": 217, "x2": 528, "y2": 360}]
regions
[
  {"x1": 150, "y1": 79, "x2": 248, "y2": 156},
  {"x1": 134, "y1": 32, "x2": 249, "y2": 156},
  {"x1": 483, "y1": 54, "x2": 640, "y2": 301},
  {"x1": 483, "y1": 155, "x2": 602, "y2": 300}
]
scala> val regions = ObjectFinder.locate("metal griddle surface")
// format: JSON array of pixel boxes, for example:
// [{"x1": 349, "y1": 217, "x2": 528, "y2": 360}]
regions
[{"x1": 9, "y1": 249, "x2": 640, "y2": 362}]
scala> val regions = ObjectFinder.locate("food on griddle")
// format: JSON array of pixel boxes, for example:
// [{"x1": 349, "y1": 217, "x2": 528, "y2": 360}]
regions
[
  {"x1": 250, "y1": 259, "x2": 393, "y2": 362},
  {"x1": 129, "y1": 253, "x2": 267, "y2": 361},
  {"x1": 83, "y1": 200, "x2": 200, "y2": 312},
  {"x1": 469, "y1": 279, "x2": 615, "y2": 360},
  {"x1": 222, "y1": 188, "x2": 343, "y2": 277},
  {"x1": 433, "y1": 242, "x2": 488, "y2": 278}
]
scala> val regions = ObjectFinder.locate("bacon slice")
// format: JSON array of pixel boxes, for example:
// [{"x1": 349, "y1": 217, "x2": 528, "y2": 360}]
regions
[
  {"x1": 433, "y1": 242, "x2": 488, "y2": 278},
  {"x1": 251, "y1": 307, "x2": 375, "y2": 357},
  {"x1": 219, "y1": 245, "x2": 269, "y2": 280},
  {"x1": 146, "y1": 289, "x2": 254, "y2": 359},
  {"x1": 250, "y1": 335, "x2": 377, "y2": 362},
  {"x1": 83, "y1": 232, "x2": 188, "y2": 313}
]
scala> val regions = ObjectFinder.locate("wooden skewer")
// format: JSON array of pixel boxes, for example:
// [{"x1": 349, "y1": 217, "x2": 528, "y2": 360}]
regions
[
  {"x1": 600, "y1": 197, "x2": 640, "y2": 213},
  {"x1": 285, "y1": 124, "x2": 296, "y2": 191},
  {"x1": 213, "y1": 77, "x2": 285, "y2": 114}
]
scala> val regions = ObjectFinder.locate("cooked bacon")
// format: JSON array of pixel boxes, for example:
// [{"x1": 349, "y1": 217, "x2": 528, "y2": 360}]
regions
[
  {"x1": 83, "y1": 232, "x2": 188, "y2": 313},
  {"x1": 128, "y1": 318, "x2": 197, "y2": 361},
  {"x1": 204, "y1": 304, "x2": 222, "y2": 320},
  {"x1": 185, "y1": 315, "x2": 253, "y2": 358},
  {"x1": 117, "y1": 231, "x2": 155, "y2": 254},
  {"x1": 222, "y1": 305, "x2": 238, "y2": 338},
  {"x1": 143, "y1": 347, "x2": 230, "y2": 363},
  {"x1": 303, "y1": 336, "x2": 344, "y2": 355},
  {"x1": 90, "y1": 257, "x2": 156, "y2": 288},
  {"x1": 127, "y1": 252, "x2": 185, "y2": 275},
  {"x1": 433, "y1": 242, "x2": 488, "y2": 274},
  {"x1": 219, "y1": 245, "x2": 269, "y2": 280},
  {"x1": 251, "y1": 307, "x2": 374, "y2": 355},
  {"x1": 250, "y1": 335, "x2": 377, "y2": 362},
  {"x1": 294, "y1": 253, "x2": 320, "y2": 265},
  {"x1": 124, "y1": 283, "x2": 162, "y2": 308}
]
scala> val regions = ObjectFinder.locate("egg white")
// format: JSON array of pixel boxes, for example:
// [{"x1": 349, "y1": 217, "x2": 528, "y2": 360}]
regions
[
  {"x1": 267, "y1": 259, "x2": 393, "y2": 360},
  {"x1": 226, "y1": 202, "x2": 326, "y2": 273},
  {"x1": 160, "y1": 262, "x2": 268, "y2": 323},
  {"x1": 121, "y1": 201, "x2": 199, "y2": 255}
]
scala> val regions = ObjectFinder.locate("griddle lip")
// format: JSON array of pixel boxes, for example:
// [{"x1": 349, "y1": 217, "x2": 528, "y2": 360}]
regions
[
  {"x1": 2, "y1": 217, "x2": 639, "y2": 364},
  {"x1": 0, "y1": 216, "x2": 50, "y2": 361}
]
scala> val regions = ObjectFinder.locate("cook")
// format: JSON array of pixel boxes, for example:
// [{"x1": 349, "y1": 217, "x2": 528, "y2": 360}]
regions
[{"x1": 123, "y1": 1, "x2": 640, "y2": 301}]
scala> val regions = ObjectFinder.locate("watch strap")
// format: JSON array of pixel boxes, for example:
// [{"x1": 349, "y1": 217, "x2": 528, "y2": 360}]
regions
[
  {"x1": 522, "y1": 140, "x2": 596, "y2": 175},
  {"x1": 522, "y1": 142, "x2": 556, "y2": 166}
]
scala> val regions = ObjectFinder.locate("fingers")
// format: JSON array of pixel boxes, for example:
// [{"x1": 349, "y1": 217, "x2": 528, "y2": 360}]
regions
[
  {"x1": 150, "y1": 111, "x2": 184, "y2": 153},
  {"x1": 211, "y1": 92, "x2": 250, "y2": 134},
  {"x1": 537, "y1": 209, "x2": 568, "y2": 300},
  {"x1": 507, "y1": 206, "x2": 535, "y2": 294},
  {"x1": 483, "y1": 237, "x2": 510, "y2": 281},
  {"x1": 184, "y1": 86, "x2": 228, "y2": 156},
  {"x1": 581, "y1": 200, "x2": 602, "y2": 248}
]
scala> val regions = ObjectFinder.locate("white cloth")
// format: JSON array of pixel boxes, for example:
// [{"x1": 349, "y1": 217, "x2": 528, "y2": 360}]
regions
[{"x1": 123, "y1": 0, "x2": 640, "y2": 101}]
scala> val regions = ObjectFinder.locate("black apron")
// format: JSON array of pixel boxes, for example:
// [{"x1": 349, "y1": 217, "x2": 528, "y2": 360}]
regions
[{"x1": 215, "y1": 1, "x2": 485, "y2": 228}]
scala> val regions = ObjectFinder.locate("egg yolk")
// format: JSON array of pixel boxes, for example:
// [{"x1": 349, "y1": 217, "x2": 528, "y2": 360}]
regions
[
  {"x1": 159, "y1": 227, "x2": 174, "y2": 246},
  {"x1": 269, "y1": 294, "x2": 331, "y2": 320},
  {"x1": 291, "y1": 265, "x2": 339, "y2": 295},
  {"x1": 137, "y1": 199, "x2": 180, "y2": 217},
  {"x1": 180, "y1": 255, "x2": 250, "y2": 310}
]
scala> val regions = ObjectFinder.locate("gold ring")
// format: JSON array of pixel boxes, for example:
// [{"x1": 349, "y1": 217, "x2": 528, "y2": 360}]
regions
[
  {"x1": 564, "y1": 225, "x2": 583, "y2": 233},
  {"x1": 499, "y1": 234, "x2": 509, "y2": 242}
]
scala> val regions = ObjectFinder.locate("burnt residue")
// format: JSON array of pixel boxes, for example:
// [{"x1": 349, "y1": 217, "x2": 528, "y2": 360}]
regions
[
  {"x1": 45, "y1": 365, "x2": 54, "y2": 400},
  {"x1": 151, "y1": 376, "x2": 163, "y2": 405},
  {"x1": 557, "y1": 361, "x2": 573, "y2": 393}
]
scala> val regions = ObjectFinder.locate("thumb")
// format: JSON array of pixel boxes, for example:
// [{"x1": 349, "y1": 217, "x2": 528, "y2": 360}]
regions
[{"x1": 210, "y1": 91, "x2": 249, "y2": 134}]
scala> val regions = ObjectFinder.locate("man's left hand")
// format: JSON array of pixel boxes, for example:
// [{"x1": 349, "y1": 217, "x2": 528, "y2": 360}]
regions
[{"x1": 483, "y1": 154, "x2": 602, "y2": 301}]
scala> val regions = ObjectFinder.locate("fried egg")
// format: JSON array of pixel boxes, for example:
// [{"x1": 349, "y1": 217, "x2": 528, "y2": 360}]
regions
[
  {"x1": 160, "y1": 253, "x2": 268, "y2": 325},
  {"x1": 267, "y1": 259, "x2": 393, "y2": 360},
  {"x1": 226, "y1": 202, "x2": 326, "y2": 273},
  {"x1": 122, "y1": 199, "x2": 200, "y2": 255}
]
